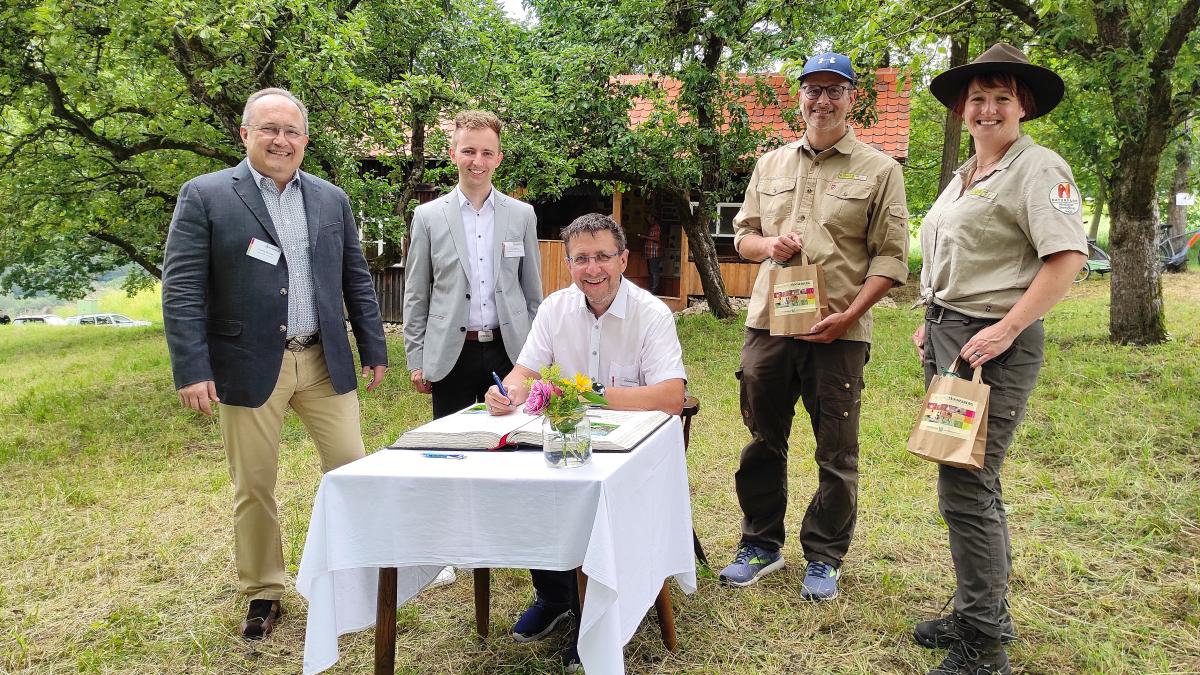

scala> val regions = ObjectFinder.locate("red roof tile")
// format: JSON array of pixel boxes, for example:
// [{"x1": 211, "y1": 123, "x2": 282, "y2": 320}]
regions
[{"x1": 622, "y1": 69, "x2": 910, "y2": 160}]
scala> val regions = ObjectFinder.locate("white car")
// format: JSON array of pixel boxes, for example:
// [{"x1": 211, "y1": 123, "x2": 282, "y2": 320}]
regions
[
  {"x1": 12, "y1": 314, "x2": 67, "y2": 325},
  {"x1": 67, "y1": 313, "x2": 151, "y2": 327}
]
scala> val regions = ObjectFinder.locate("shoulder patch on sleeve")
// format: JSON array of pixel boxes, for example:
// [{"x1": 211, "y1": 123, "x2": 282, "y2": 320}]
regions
[{"x1": 1048, "y1": 182, "x2": 1081, "y2": 214}]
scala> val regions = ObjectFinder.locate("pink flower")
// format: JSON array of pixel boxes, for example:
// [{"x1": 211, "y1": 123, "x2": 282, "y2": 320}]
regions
[{"x1": 524, "y1": 379, "x2": 553, "y2": 415}]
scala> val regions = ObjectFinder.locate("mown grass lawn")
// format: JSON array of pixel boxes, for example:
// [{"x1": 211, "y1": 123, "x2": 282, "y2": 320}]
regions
[{"x1": 1, "y1": 275, "x2": 1198, "y2": 674}]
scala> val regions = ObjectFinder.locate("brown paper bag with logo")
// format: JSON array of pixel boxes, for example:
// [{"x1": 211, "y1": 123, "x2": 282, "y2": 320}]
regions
[
  {"x1": 908, "y1": 358, "x2": 989, "y2": 469},
  {"x1": 768, "y1": 252, "x2": 828, "y2": 336}
]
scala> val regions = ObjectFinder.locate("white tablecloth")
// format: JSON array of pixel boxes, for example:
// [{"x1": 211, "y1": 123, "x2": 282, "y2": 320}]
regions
[{"x1": 297, "y1": 417, "x2": 697, "y2": 675}]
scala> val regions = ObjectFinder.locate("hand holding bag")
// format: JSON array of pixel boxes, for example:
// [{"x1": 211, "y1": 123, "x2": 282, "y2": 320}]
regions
[
  {"x1": 768, "y1": 251, "x2": 829, "y2": 336},
  {"x1": 908, "y1": 358, "x2": 989, "y2": 469}
]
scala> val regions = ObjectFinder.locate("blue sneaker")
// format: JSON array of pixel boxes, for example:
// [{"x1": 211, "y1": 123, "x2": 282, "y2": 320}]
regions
[
  {"x1": 512, "y1": 597, "x2": 572, "y2": 643},
  {"x1": 719, "y1": 544, "x2": 784, "y2": 586},
  {"x1": 800, "y1": 560, "x2": 840, "y2": 601}
]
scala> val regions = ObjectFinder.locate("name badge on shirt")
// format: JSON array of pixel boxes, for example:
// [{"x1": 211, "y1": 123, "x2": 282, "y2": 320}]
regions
[
  {"x1": 246, "y1": 237, "x2": 282, "y2": 265},
  {"x1": 502, "y1": 241, "x2": 525, "y2": 258},
  {"x1": 836, "y1": 172, "x2": 868, "y2": 181}
]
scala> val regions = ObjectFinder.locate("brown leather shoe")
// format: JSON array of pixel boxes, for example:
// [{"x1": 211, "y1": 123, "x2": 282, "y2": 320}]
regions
[{"x1": 239, "y1": 599, "x2": 282, "y2": 639}]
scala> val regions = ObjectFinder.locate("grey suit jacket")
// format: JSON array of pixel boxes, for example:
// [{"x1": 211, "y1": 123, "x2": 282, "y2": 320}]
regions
[
  {"x1": 403, "y1": 190, "x2": 542, "y2": 382},
  {"x1": 162, "y1": 160, "x2": 387, "y2": 408}
]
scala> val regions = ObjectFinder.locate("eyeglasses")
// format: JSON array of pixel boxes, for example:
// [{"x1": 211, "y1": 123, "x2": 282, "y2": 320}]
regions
[
  {"x1": 565, "y1": 250, "x2": 622, "y2": 267},
  {"x1": 800, "y1": 84, "x2": 853, "y2": 101},
  {"x1": 245, "y1": 124, "x2": 306, "y2": 141}
]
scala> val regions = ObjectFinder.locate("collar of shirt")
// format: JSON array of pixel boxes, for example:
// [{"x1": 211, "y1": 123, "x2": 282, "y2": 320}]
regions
[
  {"x1": 793, "y1": 126, "x2": 859, "y2": 158},
  {"x1": 571, "y1": 276, "x2": 632, "y2": 320},
  {"x1": 455, "y1": 185, "x2": 496, "y2": 214},
  {"x1": 247, "y1": 162, "x2": 302, "y2": 194},
  {"x1": 955, "y1": 134, "x2": 1034, "y2": 185}
]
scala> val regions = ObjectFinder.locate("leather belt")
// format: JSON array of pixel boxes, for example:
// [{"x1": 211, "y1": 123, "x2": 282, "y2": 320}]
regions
[
  {"x1": 924, "y1": 305, "x2": 991, "y2": 325},
  {"x1": 285, "y1": 333, "x2": 321, "y2": 352},
  {"x1": 464, "y1": 327, "x2": 500, "y2": 343}
]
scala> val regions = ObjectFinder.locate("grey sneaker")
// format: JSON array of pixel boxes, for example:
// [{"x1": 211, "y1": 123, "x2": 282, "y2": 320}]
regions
[
  {"x1": 915, "y1": 610, "x2": 1017, "y2": 649},
  {"x1": 718, "y1": 544, "x2": 784, "y2": 586},
  {"x1": 799, "y1": 560, "x2": 840, "y2": 601}
]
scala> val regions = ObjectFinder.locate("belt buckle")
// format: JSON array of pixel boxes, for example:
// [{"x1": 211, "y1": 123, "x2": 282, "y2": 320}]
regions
[
  {"x1": 925, "y1": 305, "x2": 946, "y2": 324},
  {"x1": 477, "y1": 329, "x2": 494, "y2": 343},
  {"x1": 286, "y1": 338, "x2": 304, "y2": 352}
]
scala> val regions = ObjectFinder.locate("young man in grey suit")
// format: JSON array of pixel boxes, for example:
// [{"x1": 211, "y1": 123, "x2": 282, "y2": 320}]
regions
[
  {"x1": 162, "y1": 88, "x2": 388, "y2": 639},
  {"x1": 403, "y1": 110, "x2": 542, "y2": 419}
]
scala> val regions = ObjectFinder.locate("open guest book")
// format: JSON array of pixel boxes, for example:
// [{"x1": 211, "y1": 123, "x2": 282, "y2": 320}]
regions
[{"x1": 389, "y1": 403, "x2": 671, "y2": 452}]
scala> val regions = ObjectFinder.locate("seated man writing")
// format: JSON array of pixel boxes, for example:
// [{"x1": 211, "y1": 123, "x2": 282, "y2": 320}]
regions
[{"x1": 483, "y1": 212, "x2": 687, "y2": 664}]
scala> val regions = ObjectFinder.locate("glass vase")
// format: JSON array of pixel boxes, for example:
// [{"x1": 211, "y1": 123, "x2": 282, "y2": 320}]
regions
[{"x1": 542, "y1": 414, "x2": 592, "y2": 468}]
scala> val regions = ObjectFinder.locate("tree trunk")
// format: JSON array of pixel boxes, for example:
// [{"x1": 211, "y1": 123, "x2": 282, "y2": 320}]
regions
[
  {"x1": 1167, "y1": 129, "x2": 1191, "y2": 239},
  {"x1": 673, "y1": 191, "x2": 735, "y2": 318},
  {"x1": 1088, "y1": 177, "x2": 1106, "y2": 240},
  {"x1": 1109, "y1": 144, "x2": 1168, "y2": 344},
  {"x1": 937, "y1": 36, "x2": 968, "y2": 192}
]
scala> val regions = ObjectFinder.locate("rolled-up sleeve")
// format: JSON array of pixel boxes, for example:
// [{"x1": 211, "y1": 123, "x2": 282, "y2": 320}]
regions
[{"x1": 864, "y1": 163, "x2": 910, "y2": 284}]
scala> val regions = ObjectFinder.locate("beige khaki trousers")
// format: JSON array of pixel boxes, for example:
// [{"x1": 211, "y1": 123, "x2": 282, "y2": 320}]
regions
[{"x1": 219, "y1": 346, "x2": 365, "y2": 601}]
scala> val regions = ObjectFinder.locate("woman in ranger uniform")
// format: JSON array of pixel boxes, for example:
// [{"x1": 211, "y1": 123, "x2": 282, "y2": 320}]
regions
[{"x1": 911, "y1": 43, "x2": 1087, "y2": 675}]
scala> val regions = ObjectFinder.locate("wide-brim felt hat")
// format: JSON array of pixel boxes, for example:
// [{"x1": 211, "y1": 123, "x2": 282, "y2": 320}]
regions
[{"x1": 929, "y1": 42, "x2": 1064, "y2": 120}]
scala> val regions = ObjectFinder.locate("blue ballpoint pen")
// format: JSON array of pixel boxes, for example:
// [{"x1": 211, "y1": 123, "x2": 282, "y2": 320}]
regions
[
  {"x1": 422, "y1": 452, "x2": 466, "y2": 459},
  {"x1": 491, "y1": 371, "x2": 509, "y2": 397}
]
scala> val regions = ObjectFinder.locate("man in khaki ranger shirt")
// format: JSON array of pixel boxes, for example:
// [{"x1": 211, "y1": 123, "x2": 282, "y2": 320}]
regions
[{"x1": 718, "y1": 52, "x2": 909, "y2": 600}]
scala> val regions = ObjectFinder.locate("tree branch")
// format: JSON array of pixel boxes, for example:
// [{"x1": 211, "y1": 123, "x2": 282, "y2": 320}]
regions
[
  {"x1": 989, "y1": 0, "x2": 1099, "y2": 58},
  {"x1": 89, "y1": 231, "x2": 162, "y2": 280},
  {"x1": 1150, "y1": 0, "x2": 1200, "y2": 81}
]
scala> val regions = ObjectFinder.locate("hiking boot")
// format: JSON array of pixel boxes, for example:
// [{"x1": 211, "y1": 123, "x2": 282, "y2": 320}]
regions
[
  {"x1": 799, "y1": 560, "x2": 840, "y2": 601},
  {"x1": 718, "y1": 543, "x2": 784, "y2": 587},
  {"x1": 927, "y1": 624, "x2": 1012, "y2": 675},
  {"x1": 512, "y1": 597, "x2": 572, "y2": 643},
  {"x1": 915, "y1": 610, "x2": 1017, "y2": 649}
]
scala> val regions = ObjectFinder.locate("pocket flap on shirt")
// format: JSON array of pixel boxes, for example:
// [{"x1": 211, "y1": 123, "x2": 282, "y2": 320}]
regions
[
  {"x1": 757, "y1": 176, "x2": 797, "y2": 196},
  {"x1": 826, "y1": 182, "x2": 874, "y2": 200}
]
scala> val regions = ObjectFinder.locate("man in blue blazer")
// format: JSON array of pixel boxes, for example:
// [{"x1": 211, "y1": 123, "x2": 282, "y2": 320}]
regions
[
  {"x1": 403, "y1": 110, "x2": 542, "y2": 419},
  {"x1": 162, "y1": 88, "x2": 388, "y2": 639}
]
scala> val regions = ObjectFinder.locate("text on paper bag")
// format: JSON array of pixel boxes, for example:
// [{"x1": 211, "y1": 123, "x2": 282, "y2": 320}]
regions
[
  {"x1": 773, "y1": 280, "x2": 820, "y2": 315},
  {"x1": 919, "y1": 393, "x2": 979, "y2": 440}
]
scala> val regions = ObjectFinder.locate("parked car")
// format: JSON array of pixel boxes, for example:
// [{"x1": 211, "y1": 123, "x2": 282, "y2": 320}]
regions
[
  {"x1": 66, "y1": 313, "x2": 152, "y2": 327},
  {"x1": 12, "y1": 314, "x2": 67, "y2": 325}
]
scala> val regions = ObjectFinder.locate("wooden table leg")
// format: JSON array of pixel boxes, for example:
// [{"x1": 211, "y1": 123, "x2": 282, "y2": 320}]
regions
[
  {"x1": 575, "y1": 567, "x2": 587, "y2": 609},
  {"x1": 375, "y1": 567, "x2": 398, "y2": 675},
  {"x1": 654, "y1": 581, "x2": 678, "y2": 652},
  {"x1": 473, "y1": 568, "x2": 490, "y2": 639}
]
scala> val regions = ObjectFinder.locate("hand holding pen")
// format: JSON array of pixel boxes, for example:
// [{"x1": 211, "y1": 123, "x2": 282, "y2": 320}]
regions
[{"x1": 485, "y1": 371, "x2": 518, "y2": 415}]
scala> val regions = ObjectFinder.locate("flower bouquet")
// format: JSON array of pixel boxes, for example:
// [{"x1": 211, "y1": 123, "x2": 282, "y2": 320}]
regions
[{"x1": 524, "y1": 365, "x2": 608, "y2": 467}]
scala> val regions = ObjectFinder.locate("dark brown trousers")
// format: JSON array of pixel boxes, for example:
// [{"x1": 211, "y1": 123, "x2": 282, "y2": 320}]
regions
[{"x1": 734, "y1": 328, "x2": 869, "y2": 567}]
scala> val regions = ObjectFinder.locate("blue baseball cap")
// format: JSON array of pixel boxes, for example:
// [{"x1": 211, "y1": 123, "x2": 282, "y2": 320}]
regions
[{"x1": 799, "y1": 52, "x2": 857, "y2": 84}]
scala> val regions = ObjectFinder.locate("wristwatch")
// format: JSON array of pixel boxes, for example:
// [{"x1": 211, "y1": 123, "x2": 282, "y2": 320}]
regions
[{"x1": 592, "y1": 381, "x2": 606, "y2": 397}]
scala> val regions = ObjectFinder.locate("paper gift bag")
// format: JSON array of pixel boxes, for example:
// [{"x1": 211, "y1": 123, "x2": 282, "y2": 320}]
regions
[
  {"x1": 908, "y1": 358, "x2": 989, "y2": 469},
  {"x1": 768, "y1": 252, "x2": 828, "y2": 336}
]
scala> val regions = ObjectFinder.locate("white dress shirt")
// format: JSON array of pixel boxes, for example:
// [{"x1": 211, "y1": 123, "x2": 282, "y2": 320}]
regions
[
  {"x1": 517, "y1": 277, "x2": 687, "y2": 388},
  {"x1": 456, "y1": 186, "x2": 499, "y2": 331}
]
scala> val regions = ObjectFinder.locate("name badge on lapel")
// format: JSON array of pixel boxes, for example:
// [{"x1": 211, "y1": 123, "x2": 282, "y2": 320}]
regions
[
  {"x1": 246, "y1": 237, "x2": 282, "y2": 265},
  {"x1": 502, "y1": 241, "x2": 525, "y2": 258}
]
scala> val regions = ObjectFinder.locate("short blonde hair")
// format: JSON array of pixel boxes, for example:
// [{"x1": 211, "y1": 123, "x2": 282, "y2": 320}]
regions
[{"x1": 452, "y1": 110, "x2": 502, "y2": 147}]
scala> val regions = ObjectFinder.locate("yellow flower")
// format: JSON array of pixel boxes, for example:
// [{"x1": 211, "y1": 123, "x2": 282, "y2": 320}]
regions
[{"x1": 572, "y1": 373, "x2": 591, "y2": 393}]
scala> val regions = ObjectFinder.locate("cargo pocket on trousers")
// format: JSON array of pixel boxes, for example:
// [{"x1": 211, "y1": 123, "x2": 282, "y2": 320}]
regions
[
  {"x1": 817, "y1": 371, "x2": 864, "y2": 464},
  {"x1": 982, "y1": 391, "x2": 1028, "y2": 463}
]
